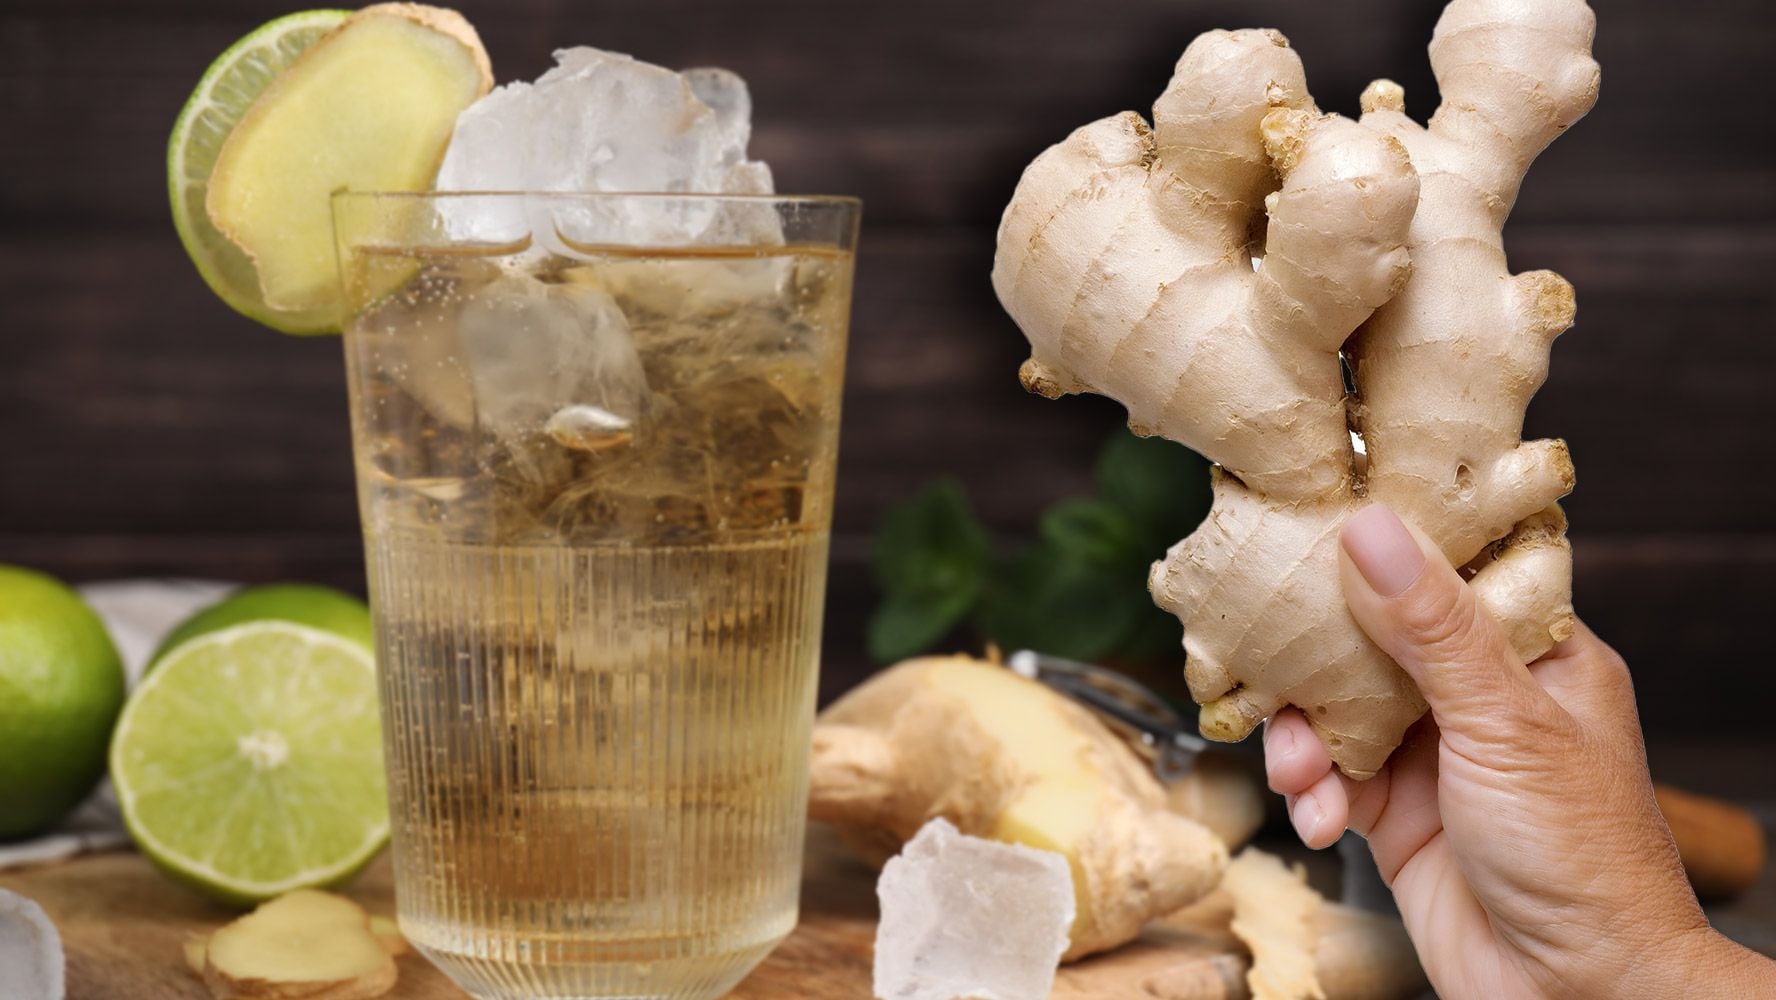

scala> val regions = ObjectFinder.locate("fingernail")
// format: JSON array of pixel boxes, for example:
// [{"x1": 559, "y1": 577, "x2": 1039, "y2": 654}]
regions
[
  {"x1": 1342, "y1": 505, "x2": 1426, "y2": 598},
  {"x1": 1291, "y1": 792, "x2": 1324, "y2": 845}
]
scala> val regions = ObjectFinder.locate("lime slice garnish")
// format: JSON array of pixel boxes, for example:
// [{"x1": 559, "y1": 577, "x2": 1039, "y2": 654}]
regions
[
  {"x1": 110, "y1": 621, "x2": 387, "y2": 905},
  {"x1": 168, "y1": 10, "x2": 348, "y2": 335}
]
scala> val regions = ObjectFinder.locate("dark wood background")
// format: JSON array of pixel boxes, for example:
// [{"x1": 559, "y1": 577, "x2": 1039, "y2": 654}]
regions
[{"x1": 2, "y1": 0, "x2": 1771, "y2": 744}]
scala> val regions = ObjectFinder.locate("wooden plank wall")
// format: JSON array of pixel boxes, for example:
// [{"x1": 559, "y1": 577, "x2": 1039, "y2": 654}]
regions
[{"x1": 2, "y1": 0, "x2": 1771, "y2": 737}]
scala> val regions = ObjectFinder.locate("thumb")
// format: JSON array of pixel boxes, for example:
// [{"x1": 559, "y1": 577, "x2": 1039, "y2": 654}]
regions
[{"x1": 1338, "y1": 504, "x2": 1572, "y2": 756}]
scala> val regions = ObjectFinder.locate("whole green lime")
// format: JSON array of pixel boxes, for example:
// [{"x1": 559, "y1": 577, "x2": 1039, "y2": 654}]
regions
[
  {"x1": 150, "y1": 583, "x2": 373, "y2": 667},
  {"x1": 0, "y1": 565, "x2": 126, "y2": 840}
]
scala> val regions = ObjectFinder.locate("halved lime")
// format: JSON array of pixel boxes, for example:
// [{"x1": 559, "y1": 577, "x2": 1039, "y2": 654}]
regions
[
  {"x1": 110, "y1": 622, "x2": 387, "y2": 905},
  {"x1": 168, "y1": 10, "x2": 348, "y2": 334},
  {"x1": 202, "y1": 5, "x2": 493, "y2": 326},
  {"x1": 149, "y1": 583, "x2": 373, "y2": 668}
]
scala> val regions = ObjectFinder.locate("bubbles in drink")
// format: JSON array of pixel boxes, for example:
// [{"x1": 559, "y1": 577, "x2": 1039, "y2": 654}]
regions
[
  {"x1": 349, "y1": 243, "x2": 848, "y2": 547},
  {"x1": 342, "y1": 239, "x2": 851, "y2": 995}
]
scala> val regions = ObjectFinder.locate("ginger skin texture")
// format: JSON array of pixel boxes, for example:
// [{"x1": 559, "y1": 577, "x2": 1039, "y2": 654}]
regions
[
  {"x1": 809, "y1": 656, "x2": 1228, "y2": 960},
  {"x1": 992, "y1": 0, "x2": 1600, "y2": 779}
]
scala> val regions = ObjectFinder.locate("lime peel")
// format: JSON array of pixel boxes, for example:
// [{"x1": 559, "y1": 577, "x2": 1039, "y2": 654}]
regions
[
  {"x1": 0, "y1": 565, "x2": 125, "y2": 839},
  {"x1": 167, "y1": 10, "x2": 349, "y2": 335}
]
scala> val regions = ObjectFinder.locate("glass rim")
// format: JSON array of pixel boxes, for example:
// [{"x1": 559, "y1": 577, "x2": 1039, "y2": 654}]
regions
[{"x1": 330, "y1": 190, "x2": 861, "y2": 208}]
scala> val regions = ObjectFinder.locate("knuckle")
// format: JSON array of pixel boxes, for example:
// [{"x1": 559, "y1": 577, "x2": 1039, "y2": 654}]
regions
[
  {"x1": 1456, "y1": 684, "x2": 1568, "y2": 749},
  {"x1": 1570, "y1": 632, "x2": 1639, "y2": 701},
  {"x1": 1518, "y1": 692, "x2": 1581, "y2": 746},
  {"x1": 1589, "y1": 639, "x2": 1632, "y2": 684}
]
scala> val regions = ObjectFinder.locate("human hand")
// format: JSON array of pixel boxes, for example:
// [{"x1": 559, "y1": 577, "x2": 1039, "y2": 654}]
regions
[{"x1": 1263, "y1": 504, "x2": 1776, "y2": 999}]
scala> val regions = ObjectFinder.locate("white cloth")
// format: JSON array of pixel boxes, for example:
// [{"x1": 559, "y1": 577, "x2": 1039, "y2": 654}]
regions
[{"x1": 0, "y1": 579, "x2": 234, "y2": 871}]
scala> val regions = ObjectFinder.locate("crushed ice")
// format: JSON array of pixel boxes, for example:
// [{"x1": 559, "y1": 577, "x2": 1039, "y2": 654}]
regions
[
  {"x1": 418, "y1": 48, "x2": 786, "y2": 478},
  {"x1": 435, "y1": 47, "x2": 776, "y2": 252},
  {"x1": 454, "y1": 275, "x2": 646, "y2": 451}
]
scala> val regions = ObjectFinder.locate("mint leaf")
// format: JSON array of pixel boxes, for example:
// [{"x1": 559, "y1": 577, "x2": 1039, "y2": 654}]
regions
[
  {"x1": 1096, "y1": 430, "x2": 1212, "y2": 545},
  {"x1": 978, "y1": 545, "x2": 1150, "y2": 661},
  {"x1": 872, "y1": 480, "x2": 991, "y2": 595},
  {"x1": 867, "y1": 586, "x2": 979, "y2": 664},
  {"x1": 1039, "y1": 498, "x2": 1144, "y2": 569},
  {"x1": 868, "y1": 481, "x2": 993, "y2": 662}
]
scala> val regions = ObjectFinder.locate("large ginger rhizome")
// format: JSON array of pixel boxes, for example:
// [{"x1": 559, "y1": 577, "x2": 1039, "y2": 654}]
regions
[{"x1": 993, "y1": 0, "x2": 1600, "y2": 778}]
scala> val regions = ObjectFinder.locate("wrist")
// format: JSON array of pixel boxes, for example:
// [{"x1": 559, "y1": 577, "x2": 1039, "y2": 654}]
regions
[
  {"x1": 1619, "y1": 927, "x2": 1775, "y2": 999},
  {"x1": 1698, "y1": 931, "x2": 1776, "y2": 997}
]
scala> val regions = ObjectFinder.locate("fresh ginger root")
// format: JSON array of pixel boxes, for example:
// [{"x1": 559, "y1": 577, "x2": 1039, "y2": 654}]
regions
[
  {"x1": 1223, "y1": 850, "x2": 1324, "y2": 1000},
  {"x1": 1134, "y1": 850, "x2": 1427, "y2": 1000},
  {"x1": 1166, "y1": 750, "x2": 1266, "y2": 851},
  {"x1": 185, "y1": 912, "x2": 407, "y2": 980},
  {"x1": 809, "y1": 655, "x2": 1228, "y2": 959},
  {"x1": 196, "y1": 889, "x2": 397, "y2": 1000},
  {"x1": 1216, "y1": 850, "x2": 1426, "y2": 1000},
  {"x1": 366, "y1": 915, "x2": 410, "y2": 957},
  {"x1": 992, "y1": 0, "x2": 1600, "y2": 778},
  {"x1": 183, "y1": 935, "x2": 208, "y2": 976}
]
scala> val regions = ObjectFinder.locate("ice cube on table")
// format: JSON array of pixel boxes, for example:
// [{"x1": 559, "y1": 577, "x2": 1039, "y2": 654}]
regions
[
  {"x1": 435, "y1": 47, "x2": 776, "y2": 252},
  {"x1": 0, "y1": 889, "x2": 64, "y2": 1000},
  {"x1": 873, "y1": 818, "x2": 1075, "y2": 1000}
]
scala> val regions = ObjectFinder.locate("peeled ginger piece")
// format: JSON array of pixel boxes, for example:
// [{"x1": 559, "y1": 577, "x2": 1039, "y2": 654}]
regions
[
  {"x1": 810, "y1": 655, "x2": 1227, "y2": 960},
  {"x1": 1222, "y1": 850, "x2": 1324, "y2": 1000},
  {"x1": 200, "y1": 889, "x2": 397, "y2": 1000},
  {"x1": 206, "y1": 3, "x2": 492, "y2": 315},
  {"x1": 367, "y1": 915, "x2": 410, "y2": 957}
]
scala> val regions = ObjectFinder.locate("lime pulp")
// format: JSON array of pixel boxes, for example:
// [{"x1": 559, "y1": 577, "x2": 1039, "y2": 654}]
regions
[{"x1": 109, "y1": 621, "x2": 386, "y2": 904}]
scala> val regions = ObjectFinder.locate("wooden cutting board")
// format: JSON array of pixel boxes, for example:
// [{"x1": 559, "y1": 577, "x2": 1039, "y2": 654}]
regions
[{"x1": 0, "y1": 826, "x2": 1254, "y2": 1000}]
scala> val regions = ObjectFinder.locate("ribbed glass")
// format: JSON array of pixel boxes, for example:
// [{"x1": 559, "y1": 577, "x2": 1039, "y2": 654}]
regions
[
  {"x1": 367, "y1": 533, "x2": 826, "y2": 998},
  {"x1": 334, "y1": 193, "x2": 858, "y2": 999}
]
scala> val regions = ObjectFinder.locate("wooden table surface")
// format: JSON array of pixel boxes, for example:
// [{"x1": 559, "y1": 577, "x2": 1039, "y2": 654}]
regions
[
  {"x1": 8, "y1": 820, "x2": 1773, "y2": 999},
  {"x1": 1, "y1": 826, "x2": 1268, "y2": 1000}
]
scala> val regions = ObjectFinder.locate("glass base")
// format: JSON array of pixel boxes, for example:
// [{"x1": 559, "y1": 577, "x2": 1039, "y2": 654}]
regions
[{"x1": 419, "y1": 935, "x2": 783, "y2": 1000}]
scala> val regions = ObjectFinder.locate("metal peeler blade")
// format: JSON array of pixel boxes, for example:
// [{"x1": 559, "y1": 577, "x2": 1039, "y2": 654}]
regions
[{"x1": 1007, "y1": 649, "x2": 1206, "y2": 782}]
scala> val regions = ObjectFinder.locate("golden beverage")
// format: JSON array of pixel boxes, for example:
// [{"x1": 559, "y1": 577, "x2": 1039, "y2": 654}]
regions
[{"x1": 335, "y1": 194, "x2": 857, "y2": 1000}]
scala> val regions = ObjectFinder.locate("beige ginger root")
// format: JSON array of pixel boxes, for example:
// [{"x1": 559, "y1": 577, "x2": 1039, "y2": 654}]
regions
[
  {"x1": 1166, "y1": 750, "x2": 1266, "y2": 851},
  {"x1": 993, "y1": 0, "x2": 1599, "y2": 778},
  {"x1": 809, "y1": 655, "x2": 1228, "y2": 959},
  {"x1": 198, "y1": 889, "x2": 397, "y2": 1000},
  {"x1": 1223, "y1": 850, "x2": 1323, "y2": 1000},
  {"x1": 1131, "y1": 850, "x2": 1427, "y2": 1000},
  {"x1": 184, "y1": 915, "x2": 407, "y2": 977}
]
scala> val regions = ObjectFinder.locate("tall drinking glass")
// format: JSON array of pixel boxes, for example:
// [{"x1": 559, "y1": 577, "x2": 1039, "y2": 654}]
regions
[{"x1": 331, "y1": 193, "x2": 859, "y2": 1000}]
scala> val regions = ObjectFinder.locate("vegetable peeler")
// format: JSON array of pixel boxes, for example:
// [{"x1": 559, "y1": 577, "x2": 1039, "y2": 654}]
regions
[{"x1": 1008, "y1": 650, "x2": 1207, "y2": 781}]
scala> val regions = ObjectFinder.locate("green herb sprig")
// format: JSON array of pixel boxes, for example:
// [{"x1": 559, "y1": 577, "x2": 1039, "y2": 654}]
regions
[{"x1": 867, "y1": 430, "x2": 1212, "y2": 664}]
